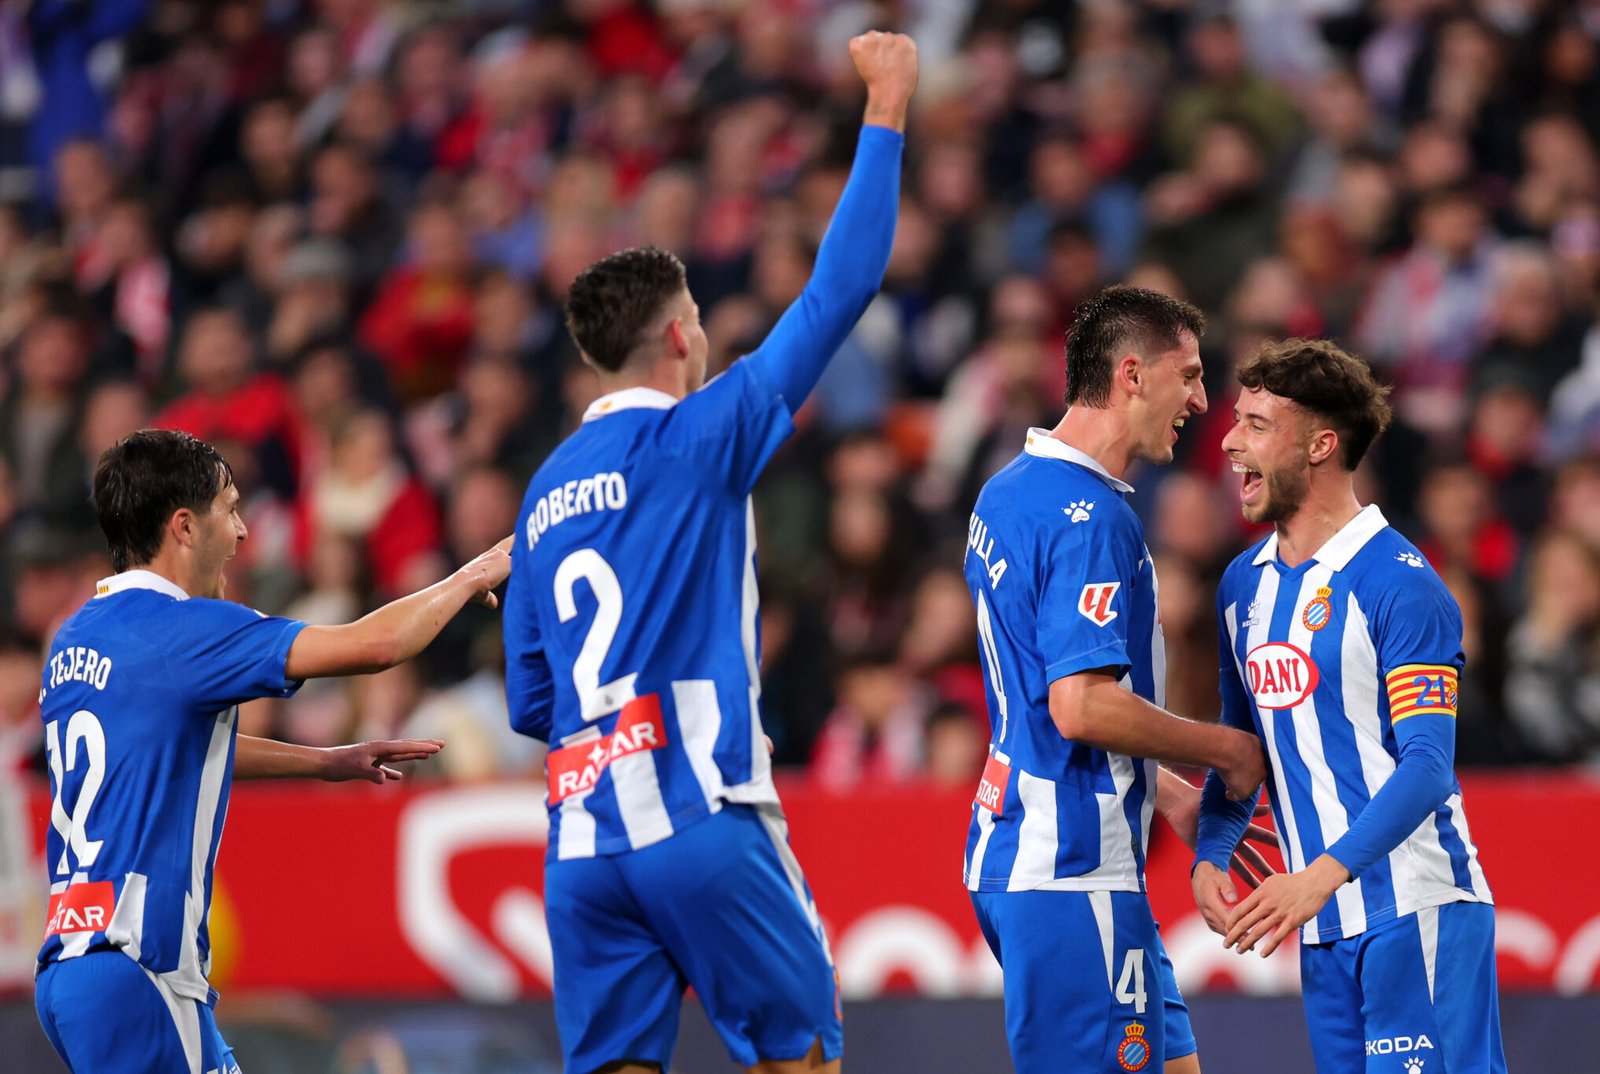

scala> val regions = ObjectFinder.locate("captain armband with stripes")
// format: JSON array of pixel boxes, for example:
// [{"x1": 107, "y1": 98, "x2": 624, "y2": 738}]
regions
[{"x1": 1385, "y1": 664, "x2": 1459, "y2": 722}]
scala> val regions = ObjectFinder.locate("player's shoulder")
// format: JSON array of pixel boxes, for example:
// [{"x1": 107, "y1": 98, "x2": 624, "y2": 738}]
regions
[
  {"x1": 1348, "y1": 525, "x2": 1448, "y2": 592},
  {"x1": 1221, "y1": 535, "x2": 1272, "y2": 591},
  {"x1": 980, "y1": 453, "x2": 1138, "y2": 531}
]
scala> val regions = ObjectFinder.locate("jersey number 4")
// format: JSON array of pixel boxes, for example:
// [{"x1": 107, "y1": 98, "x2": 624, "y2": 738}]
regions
[{"x1": 45, "y1": 710, "x2": 108, "y2": 876}]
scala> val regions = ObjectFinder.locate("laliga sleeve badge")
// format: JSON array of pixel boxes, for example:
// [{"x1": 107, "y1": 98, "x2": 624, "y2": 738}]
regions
[
  {"x1": 1301, "y1": 586, "x2": 1334, "y2": 632},
  {"x1": 1117, "y1": 1022, "x2": 1151, "y2": 1071}
]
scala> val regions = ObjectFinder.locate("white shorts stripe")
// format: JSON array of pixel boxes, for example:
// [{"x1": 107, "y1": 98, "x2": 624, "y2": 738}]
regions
[
  {"x1": 1088, "y1": 890, "x2": 1116, "y2": 993},
  {"x1": 1417, "y1": 904, "x2": 1439, "y2": 1001},
  {"x1": 142, "y1": 963, "x2": 203, "y2": 1074},
  {"x1": 756, "y1": 805, "x2": 832, "y2": 959}
]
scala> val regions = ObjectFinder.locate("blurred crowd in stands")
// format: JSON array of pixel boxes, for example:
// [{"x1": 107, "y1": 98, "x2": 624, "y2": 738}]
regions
[{"x1": 1, "y1": 0, "x2": 1599, "y2": 788}]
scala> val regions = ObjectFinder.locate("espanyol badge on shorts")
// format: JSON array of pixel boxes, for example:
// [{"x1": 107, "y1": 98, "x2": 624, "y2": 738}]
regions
[
  {"x1": 1301, "y1": 585, "x2": 1334, "y2": 632},
  {"x1": 1117, "y1": 1021, "x2": 1151, "y2": 1071}
]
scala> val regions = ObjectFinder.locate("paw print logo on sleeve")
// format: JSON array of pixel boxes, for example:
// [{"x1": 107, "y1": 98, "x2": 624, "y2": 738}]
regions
[
  {"x1": 1063, "y1": 500, "x2": 1095, "y2": 523},
  {"x1": 1403, "y1": 1059, "x2": 1424, "y2": 1074}
]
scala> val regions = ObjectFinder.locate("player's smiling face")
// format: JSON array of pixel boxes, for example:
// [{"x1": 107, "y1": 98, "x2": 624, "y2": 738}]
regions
[
  {"x1": 195, "y1": 478, "x2": 248, "y2": 599},
  {"x1": 1133, "y1": 331, "x2": 1206, "y2": 466},
  {"x1": 1223, "y1": 387, "x2": 1313, "y2": 524}
]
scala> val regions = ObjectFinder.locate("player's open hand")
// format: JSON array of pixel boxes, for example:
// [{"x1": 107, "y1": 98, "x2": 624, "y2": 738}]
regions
[
  {"x1": 1192, "y1": 860, "x2": 1238, "y2": 935},
  {"x1": 461, "y1": 536, "x2": 513, "y2": 608},
  {"x1": 321, "y1": 738, "x2": 445, "y2": 783},
  {"x1": 1223, "y1": 853, "x2": 1349, "y2": 957},
  {"x1": 850, "y1": 31, "x2": 917, "y2": 131}
]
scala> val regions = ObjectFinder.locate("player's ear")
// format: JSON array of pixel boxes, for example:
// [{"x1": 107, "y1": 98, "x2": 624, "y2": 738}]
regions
[
  {"x1": 666, "y1": 317, "x2": 690, "y2": 360},
  {"x1": 169, "y1": 507, "x2": 197, "y2": 549},
  {"x1": 1307, "y1": 427, "x2": 1340, "y2": 467},
  {"x1": 1116, "y1": 352, "x2": 1143, "y2": 394}
]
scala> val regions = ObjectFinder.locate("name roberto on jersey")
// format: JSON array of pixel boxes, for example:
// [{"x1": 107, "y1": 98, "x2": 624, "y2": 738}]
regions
[{"x1": 525, "y1": 472, "x2": 629, "y2": 551}]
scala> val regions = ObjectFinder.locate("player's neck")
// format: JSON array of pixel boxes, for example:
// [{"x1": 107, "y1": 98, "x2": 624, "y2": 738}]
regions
[
  {"x1": 1273, "y1": 481, "x2": 1364, "y2": 568},
  {"x1": 1047, "y1": 407, "x2": 1137, "y2": 480},
  {"x1": 128, "y1": 551, "x2": 200, "y2": 599},
  {"x1": 595, "y1": 361, "x2": 688, "y2": 402}
]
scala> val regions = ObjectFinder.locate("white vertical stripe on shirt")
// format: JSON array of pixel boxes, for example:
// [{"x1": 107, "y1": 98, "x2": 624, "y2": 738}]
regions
[
  {"x1": 1446, "y1": 793, "x2": 1493, "y2": 900},
  {"x1": 56, "y1": 872, "x2": 93, "y2": 960},
  {"x1": 179, "y1": 706, "x2": 234, "y2": 989},
  {"x1": 1241, "y1": 570, "x2": 1307, "y2": 871},
  {"x1": 674, "y1": 680, "x2": 726, "y2": 805},
  {"x1": 556, "y1": 793, "x2": 597, "y2": 859},
  {"x1": 614, "y1": 749, "x2": 673, "y2": 849},
  {"x1": 1096, "y1": 733, "x2": 1139, "y2": 883},
  {"x1": 967, "y1": 804, "x2": 996, "y2": 891},
  {"x1": 1009, "y1": 771, "x2": 1059, "y2": 890},
  {"x1": 740, "y1": 500, "x2": 770, "y2": 787},
  {"x1": 105, "y1": 871, "x2": 148, "y2": 960},
  {"x1": 1337, "y1": 596, "x2": 1404, "y2": 900},
  {"x1": 1286, "y1": 565, "x2": 1368, "y2": 938}
]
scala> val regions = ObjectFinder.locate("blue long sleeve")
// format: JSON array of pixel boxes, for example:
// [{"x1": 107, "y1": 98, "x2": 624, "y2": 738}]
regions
[
  {"x1": 1325, "y1": 713, "x2": 1456, "y2": 879},
  {"x1": 1196, "y1": 593, "x2": 1261, "y2": 872},
  {"x1": 744, "y1": 125, "x2": 903, "y2": 416}
]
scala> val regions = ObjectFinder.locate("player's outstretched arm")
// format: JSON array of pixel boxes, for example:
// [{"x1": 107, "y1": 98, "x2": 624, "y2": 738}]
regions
[
  {"x1": 285, "y1": 538, "x2": 511, "y2": 680},
  {"x1": 235, "y1": 735, "x2": 444, "y2": 783},
  {"x1": 742, "y1": 31, "x2": 915, "y2": 416}
]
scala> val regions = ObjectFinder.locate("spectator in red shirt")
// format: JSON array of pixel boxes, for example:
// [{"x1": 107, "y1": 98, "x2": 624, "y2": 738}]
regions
[
  {"x1": 358, "y1": 199, "x2": 476, "y2": 404},
  {"x1": 154, "y1": 306, "x2": 303, "y2": 499}
]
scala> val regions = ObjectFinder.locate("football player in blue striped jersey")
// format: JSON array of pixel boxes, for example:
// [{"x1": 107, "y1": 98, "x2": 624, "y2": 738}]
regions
[
  {"x1": 34, "y1": 429, "x2": 510, "y2": 1074},
  {"x1": 501, "y1": 32, "x2": 916, "y2": 1074},
  {"x1": 1196, "y1": 338, "x2": 1505, "y2": 1074},
  {"x1": 962, "y1": 285, "x2": 1274, "y2": 1074}
]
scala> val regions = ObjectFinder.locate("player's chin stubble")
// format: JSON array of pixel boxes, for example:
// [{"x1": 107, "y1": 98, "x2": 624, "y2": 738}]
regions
[{"x1": 1245, "y1": 467, "x2": 1309, "y2": 525}]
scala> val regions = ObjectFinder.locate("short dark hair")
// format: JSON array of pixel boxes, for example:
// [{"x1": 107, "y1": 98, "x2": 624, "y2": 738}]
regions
[
  {"x1": 564, "y1": 246, "x2": 687, "y2": 373},
  {"x1": 1062, "y1": 285, "x2": 1206, "y2": 407},
  {"x1": 93, "y1": 430, "x2": 234, "y2": 572},
  {"x1": 1236, "y1": 338, "x2": 1394, "y2": 469}
]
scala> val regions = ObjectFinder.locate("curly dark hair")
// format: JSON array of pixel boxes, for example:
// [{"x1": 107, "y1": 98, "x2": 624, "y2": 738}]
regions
[
  {"x1": 1237, "y1": 338, "x2": 1394, "y2": 469},
  {"x1": 564, "y1": 245, "x2": 688, "y2": 373},
  {"x1": 1062, "y1": 285, "x2": 1206, "y2": 408}
]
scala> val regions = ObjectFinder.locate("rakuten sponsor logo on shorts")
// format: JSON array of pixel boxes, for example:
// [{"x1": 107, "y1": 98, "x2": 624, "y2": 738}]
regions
[{"x1": 1365, "y1": 1034, "x2": 1435, "y2": 1056}]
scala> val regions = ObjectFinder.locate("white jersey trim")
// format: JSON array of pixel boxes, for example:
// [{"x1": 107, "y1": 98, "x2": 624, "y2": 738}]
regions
[
  {"x1": 582, "y1": 386, "x2": 677, "y2": 422},
  {"x1": 94, "y1": 570, "x2": 191, "y2": 601},
  {"x1": 1253, "y1": 504, "x2": 1388, "y2": 570}
]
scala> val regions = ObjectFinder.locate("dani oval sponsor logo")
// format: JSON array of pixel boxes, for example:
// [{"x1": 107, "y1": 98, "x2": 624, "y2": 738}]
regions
[{"x1": 1244, "y1": 642, "x2": 1320, "y2": 709}]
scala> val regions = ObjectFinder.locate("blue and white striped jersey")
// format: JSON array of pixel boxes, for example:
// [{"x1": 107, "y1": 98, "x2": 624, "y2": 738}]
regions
[
  {"x1": 36, "y1": 571, "x2": 306, "y2": 1000},
  {"x1": 1217, "y1": 506, "x2": 1492, "y2": 944},
  {"x1": 503, "y1": 369, "x2": 791, "y2": 861},
  {"x1": 962, "y1": 431, "x2": 1161, "y2": 893}
]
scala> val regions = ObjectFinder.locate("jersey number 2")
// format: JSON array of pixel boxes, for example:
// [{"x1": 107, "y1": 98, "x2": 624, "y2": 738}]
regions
[
  {"x1": 45, "y1": 710, "x2": 107, "y2": 876},
  {"x1": 554, "y1": 549, "x2": 640, "y2": 722}
]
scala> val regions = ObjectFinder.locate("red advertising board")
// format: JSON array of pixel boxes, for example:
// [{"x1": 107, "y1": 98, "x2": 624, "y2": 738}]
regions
[{"x1": 16, "y1": 772, "x2": 1600, "y2": 998}]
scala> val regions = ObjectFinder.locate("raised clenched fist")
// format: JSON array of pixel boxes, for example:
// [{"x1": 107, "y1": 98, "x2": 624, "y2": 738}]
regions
[{"x1": 849, "y1": 31, "x2": 918, "y2": 132}]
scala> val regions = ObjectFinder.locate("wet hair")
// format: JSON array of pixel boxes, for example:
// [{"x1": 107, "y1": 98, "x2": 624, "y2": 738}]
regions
[
  {"x1": 1236, "y1": 338, "x2": 1394, "y2": 469},
  {"x1": 1062, "y1": 285, "x2": 1206, "y2": 407},
  {"x1": 92, "y1": 430, "x2": 233, "y2": 572},
  {"x1": 564, "y1": 245, "x2": 688, "y2": 373}
]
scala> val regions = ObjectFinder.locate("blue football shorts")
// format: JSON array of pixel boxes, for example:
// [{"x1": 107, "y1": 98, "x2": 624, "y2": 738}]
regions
[
  {"x1": 543, "y1": 802, "x2": 843, "y2": 1074},
  {"x1": 35, "y1": 949, "x2": 241, "y2": 1074},
  {"x1": 1300, "y1": 900, "x2": 1507, "y2": 1074},
  {"x1": 971, "y1": 888, "x2": 1195, "y2": 1073}
]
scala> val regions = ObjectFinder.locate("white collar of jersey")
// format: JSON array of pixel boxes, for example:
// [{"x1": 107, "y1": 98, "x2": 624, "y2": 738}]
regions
[
  {"x1": 94, "y1": 569, "x2": 192, "y2": 601},
  {"x1": 1252, "y1": 504, "x2": 1389, "y2": 570},
  {"x1": 1023, "y1": 428, "x2": 1135, "y2": 493},
  {"x1": 583, "y1": 387, "x2": 678, "y2": 422}
]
